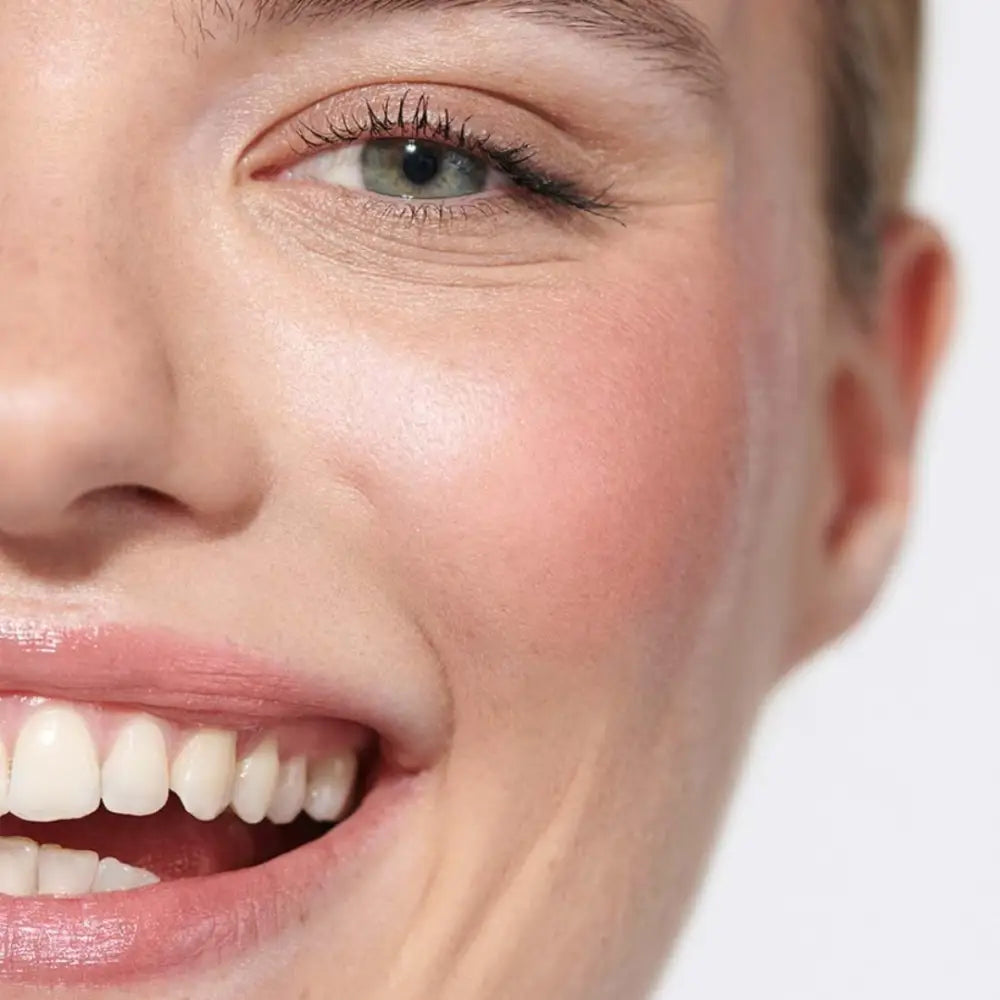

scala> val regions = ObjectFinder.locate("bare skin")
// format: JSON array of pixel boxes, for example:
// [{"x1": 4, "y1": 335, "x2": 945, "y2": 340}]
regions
[{"x1": 0, "y1": 1, "x2": 953, "y2": 998}]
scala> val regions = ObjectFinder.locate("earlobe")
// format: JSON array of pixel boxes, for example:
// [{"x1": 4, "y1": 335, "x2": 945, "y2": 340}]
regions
[
  {"x1": 784, "y1": 213, "x2": 955, "y2": 668},
  {"x1": 821, "y1": 501, "x2": 909, "y2": 647}
]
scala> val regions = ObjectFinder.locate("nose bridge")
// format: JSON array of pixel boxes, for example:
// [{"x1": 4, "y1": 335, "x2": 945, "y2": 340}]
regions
[
  {"x1": 0, "y1": 161, "x2": 148, "y2": 369},
  {"x1": 0, "y1": 182, "x2": 179, "y2": 534},
  {"x1": 0, "y1": 1, "x2": 151, "y2": 397},
  {"x1": 0, "y1": 16, "x2": 265, "y2": 543}
]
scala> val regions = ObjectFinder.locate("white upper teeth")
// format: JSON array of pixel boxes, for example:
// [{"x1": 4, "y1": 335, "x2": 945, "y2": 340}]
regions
[
  {"x1": 267, "y1": 755, "x2": 308, "y2": 824},
  {"x1": 0, "y1": 702, "x2": 361, "y2": 827},
  {"x1": 8, "y1": 707, "x2": 102, "y2": 821},
  {"x1": 170, "y1": 729, "x2": 238, "y2": 822},
  {"x1": 231, "y1": 737, "x2": 280, "y2": 825},
  {"x1": 304, "y1": 754, "x2": 358, "y2": 822},
  {"x1": 101, "y1": 715, "x2": 170, "y2": 816}
]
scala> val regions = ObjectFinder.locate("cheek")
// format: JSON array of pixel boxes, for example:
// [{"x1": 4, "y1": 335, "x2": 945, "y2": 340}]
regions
[
  {"x1": 209, "y1": 216, "x2": 753, "y2": 710},
  {"x1": 380, "y1": 252, "x2": 751, "y2": 669}
]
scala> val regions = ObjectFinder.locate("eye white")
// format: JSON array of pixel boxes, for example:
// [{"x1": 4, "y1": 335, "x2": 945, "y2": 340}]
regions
[
  {"x1": 285, "y1": 144, "x2": 366, "y2": 189},
  {"x1": 282, "y1": 140, "x2": 510, "y2": 199}
]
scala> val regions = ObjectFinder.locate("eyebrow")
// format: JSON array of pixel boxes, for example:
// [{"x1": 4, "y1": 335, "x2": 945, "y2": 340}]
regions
[{"x1": 182, "y1": 0, "x2": 725, "y2": 96}]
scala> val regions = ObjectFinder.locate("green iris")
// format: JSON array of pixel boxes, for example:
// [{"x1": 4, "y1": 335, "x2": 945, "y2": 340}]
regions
[{"x1": 360, "y1": 139, "x2": 490, "y2": 199}]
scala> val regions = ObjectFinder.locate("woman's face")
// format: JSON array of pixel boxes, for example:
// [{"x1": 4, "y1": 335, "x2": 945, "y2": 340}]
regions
[{"x1": 0, "y1": 2, "x2": 939, "y2": 998}]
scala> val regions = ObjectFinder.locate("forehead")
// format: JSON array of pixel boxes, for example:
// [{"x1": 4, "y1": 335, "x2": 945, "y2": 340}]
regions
[{"x1": 5, "y1": 0, "x2": 808, "y2": 101}]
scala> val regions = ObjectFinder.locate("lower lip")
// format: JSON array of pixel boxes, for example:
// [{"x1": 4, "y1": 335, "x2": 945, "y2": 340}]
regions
[{"x1": 0, "y1": 770, "x2": 416, "y2": 988}]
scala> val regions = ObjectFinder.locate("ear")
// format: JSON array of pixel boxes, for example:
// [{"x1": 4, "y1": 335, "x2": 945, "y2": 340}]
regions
[{"x1": 785, "y1": 213, "x2": 956, "y2": 667}]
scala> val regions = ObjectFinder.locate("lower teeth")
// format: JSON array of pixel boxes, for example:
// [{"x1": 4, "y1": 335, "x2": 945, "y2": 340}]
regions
[{"x1": 0, "y1": 837, "x2": 159, "y2": 897}]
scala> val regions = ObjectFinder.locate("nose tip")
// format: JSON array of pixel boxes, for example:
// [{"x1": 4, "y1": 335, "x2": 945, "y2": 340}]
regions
[{"x1": 0, "y1": 379, "x2": 172, "y2": 538}]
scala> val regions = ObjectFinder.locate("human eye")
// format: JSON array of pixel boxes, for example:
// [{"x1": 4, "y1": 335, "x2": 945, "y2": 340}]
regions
[
  {"x1": 249, "y1": 89, "x2": 621, "y2": 227},
  {"x1": 312, "y1": 136, "x2": 496, "y2": 201}
]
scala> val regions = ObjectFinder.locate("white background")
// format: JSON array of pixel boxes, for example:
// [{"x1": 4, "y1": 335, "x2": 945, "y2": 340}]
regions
[{"x1": 657, "y1": 2, "x2": 999, "y2": 997}]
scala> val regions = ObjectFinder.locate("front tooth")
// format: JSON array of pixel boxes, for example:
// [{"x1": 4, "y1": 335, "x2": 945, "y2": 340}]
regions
[
  {"x1": 91, "y1": 857, "x2": 159, "y2": 893},
  {"x1": 102, "y1": 715, "x2": 170, "y2": 816},
  {"x1": 304, "y1": 754, "x2": 358, "y2": 822},
  {"x1": 0, "y1": 738, "x2": 9, "y2": 816},
  {"x1": 8, "y1": 707, "x2": 101, "y2": 821},
  {"x1": 266, "y1": 756, "x2": 307, "y2": 824},
  {"x1": 231, "y1": 738, "x2": 280, "y2": 824},
  {"x1": 0, "y1": 838, "x2": 39, "y2": 896},
  {"x1": 170, "y1": 729, "x2": 236, "y2": 821},
  {"x1": 37, "y1": 845, "x2": 100, "y2": 896}
]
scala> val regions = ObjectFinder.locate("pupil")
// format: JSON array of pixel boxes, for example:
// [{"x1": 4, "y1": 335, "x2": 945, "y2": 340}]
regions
[{"x1": 401, "y1": 142, "x2": 441, "y2": 186}]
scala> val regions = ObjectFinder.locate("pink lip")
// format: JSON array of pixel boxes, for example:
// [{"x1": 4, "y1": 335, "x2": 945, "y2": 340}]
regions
[
  {"x1": 0, "y1": 620, "x2": 445, "y2": 986},
  {"x1": 0, "y1": 621, "x2": 447, "y2": 767},
  {"x1": 0, "y1": 768, "x2": 418, "y2": 986}
]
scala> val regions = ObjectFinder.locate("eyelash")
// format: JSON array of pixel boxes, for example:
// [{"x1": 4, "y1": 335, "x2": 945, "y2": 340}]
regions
[{"x1": 288, "y1": 91, "x2": 621, "y2": 223}]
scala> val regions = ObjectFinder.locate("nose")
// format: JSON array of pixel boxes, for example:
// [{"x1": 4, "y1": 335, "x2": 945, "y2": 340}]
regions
[
  {"x1": 0, "y1": 219, "x2": 265, "y2": 544},
  {"x1": 0, "y1": 6, "x2": 268, "y2": 567}
]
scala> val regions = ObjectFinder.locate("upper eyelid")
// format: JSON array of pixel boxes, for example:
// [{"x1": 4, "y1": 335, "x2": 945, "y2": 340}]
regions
[
  {"x1": 285, "y1": 97, "x2": 531, "y2": 190},
  {"x1": 290, "y1": 92, "x2": 508, "y2": 161},
  {"x1": 246, "y1": 84, "x2": 566, "y2": 170},
  {"x1": 298, "y1": 91, "x2": 432, "y2": 144}
]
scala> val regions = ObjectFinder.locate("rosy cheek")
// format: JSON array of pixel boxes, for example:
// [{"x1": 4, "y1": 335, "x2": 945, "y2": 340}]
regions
[{"x1": 385, "y1": 251, "x2": 750, "y2": 662}]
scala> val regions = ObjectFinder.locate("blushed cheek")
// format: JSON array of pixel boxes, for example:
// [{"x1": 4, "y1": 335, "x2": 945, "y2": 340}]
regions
[{"x1": 393, "y1": 253, "x2": 750, "y2": 668}]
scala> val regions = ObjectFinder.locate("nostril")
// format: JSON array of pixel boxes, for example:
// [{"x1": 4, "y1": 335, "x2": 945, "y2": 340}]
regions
[
  {"x1": 104, "y1": 484, "x2": 180, "y2": 511},
  {"x1": 74, "y1": 484, "x2": 185, "y2": 518},
  {"x1": 0, "y1": 485, "x2": 189, "y2": 581}
]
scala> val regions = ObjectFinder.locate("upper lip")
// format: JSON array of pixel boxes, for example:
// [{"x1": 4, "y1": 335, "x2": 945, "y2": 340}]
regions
[{"x1": 0, "y1": 617, "x2": 450, "y2": 771}]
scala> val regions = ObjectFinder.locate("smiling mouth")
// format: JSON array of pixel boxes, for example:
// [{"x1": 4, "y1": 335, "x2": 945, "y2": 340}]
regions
[
  {"x1": 0, "y1": 620, "x2": 440, "y2": 987},
  {"x1": 0, "y1": 700, "x2": 376, "y2": 895}
]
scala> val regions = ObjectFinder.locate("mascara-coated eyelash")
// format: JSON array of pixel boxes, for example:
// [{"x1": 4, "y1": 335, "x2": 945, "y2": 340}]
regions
[{"x1": 289, "y1": 91, "x2": 621, "y2": 219}]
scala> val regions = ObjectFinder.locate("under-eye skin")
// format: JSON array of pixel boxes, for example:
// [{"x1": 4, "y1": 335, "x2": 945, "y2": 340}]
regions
[{"x1": 253, "y1": 90, "x2": 624, "y2": 226}]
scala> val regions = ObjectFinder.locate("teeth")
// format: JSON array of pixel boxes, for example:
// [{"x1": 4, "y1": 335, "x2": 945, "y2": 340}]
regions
[
  {"x1": 0, "y1": 738, "x2": 9, "y2": 816},
  {"x1": 0, "y1": 839, "x2": 158, "y2": 898},
  {"x1": 102, "y1": 715, "x2": 170, "y2": 817},
  {"x1": 304, "y1": 754, "x2": 358, "y2": 822},
  {"x1": 0, "y1": 702, "x2": 361, "y2": 828},
  {"x1": 170, "y1": 729, "x2": 237, "y2": 821},
  {"x1": 91, "y1": 857, "x2": 159, "y2": 893},
  {"x1": 0, "y1": 838, "x2": 38, "y2": 896},
  {"x1": 266, "y1": 755, "x2": 308, "y2": 825},
  {"x1": 8, "y1": 707, "x2": 101, "y2": 821},
  {"x1": 231, "y1": 738, "x2": 280, "y2": 824},
  {"x1": 37, "y1": 845, "x2": 100, "y2": 896}
]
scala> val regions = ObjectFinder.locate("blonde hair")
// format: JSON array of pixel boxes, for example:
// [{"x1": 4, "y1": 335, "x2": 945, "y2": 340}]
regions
[{"x1": 822, "y1": 0, "x2": 923, "y2": 296}]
